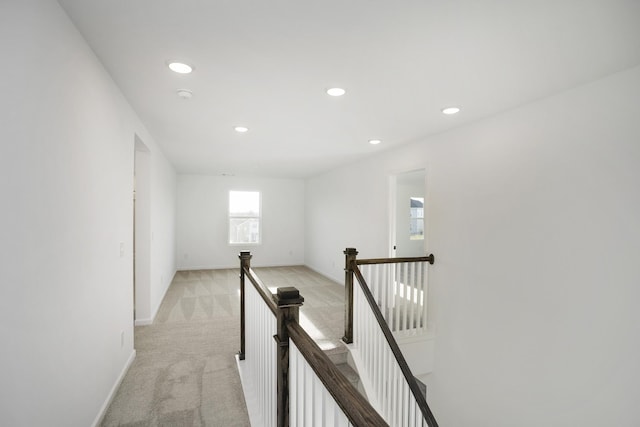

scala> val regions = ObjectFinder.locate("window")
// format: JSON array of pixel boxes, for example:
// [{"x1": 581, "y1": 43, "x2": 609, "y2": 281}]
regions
[
  {"x1": 229, "y1": 191, "x2": 261, "y2": 244},
  {"x1": 409, "y1": 197, "x2": 424, "y2": 240}
]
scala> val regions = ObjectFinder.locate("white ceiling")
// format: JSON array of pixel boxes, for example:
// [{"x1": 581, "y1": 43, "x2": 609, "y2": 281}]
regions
[{"x1": 57, "y1": 0, "x2": 640, "y2": 178}]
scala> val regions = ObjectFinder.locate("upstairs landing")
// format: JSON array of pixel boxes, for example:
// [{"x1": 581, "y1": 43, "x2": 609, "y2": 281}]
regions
[
  {"x1": 252, "y1": 266, "x2": 346, "y2": 355},
  {"x1": 252, "y1": 267, "x2": 364, "y2": 392}
]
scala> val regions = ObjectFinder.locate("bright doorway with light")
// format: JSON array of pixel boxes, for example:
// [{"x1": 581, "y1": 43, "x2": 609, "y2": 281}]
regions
[{"x1": 391, "y1": 169, "x2": 426, "y2": 258}]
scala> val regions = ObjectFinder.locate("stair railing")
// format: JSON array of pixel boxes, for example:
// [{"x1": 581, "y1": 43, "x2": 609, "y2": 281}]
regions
[
  {"x1": 239, "y1": 251, "x2": 387, "y2": 427},
  {"x1": 343, "y1": 248, "x2": 438, "y2": 427}
]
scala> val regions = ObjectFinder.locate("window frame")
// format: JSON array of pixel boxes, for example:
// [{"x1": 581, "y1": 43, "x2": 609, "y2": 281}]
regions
[
  {"x1": 228, "y1": 190, "x2": 262, "y2": 246},
  {"x1": 409, "y1": 196, "x2": 425, "y2": 241}
]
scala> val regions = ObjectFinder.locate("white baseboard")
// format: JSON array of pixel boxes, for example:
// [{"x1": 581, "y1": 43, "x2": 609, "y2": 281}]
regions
[
  {"x1": 91, "y1": 349, "x2": 136, "y2": 427},
  {"x1": 134, "y1": 300, "x2": 163, "y2": 326},
  {"x1": 177, "y1": 265, "x2": 236, "y2": 271},
  {"x1": 303, "y1": 263, "x2": 343, "y2": 285},
  {"x1": 134, "y1": 269, "x2": 176, "y2": 326},
  {"x1": 176, "y1": 262, "x2": 306, "y2": 271}
]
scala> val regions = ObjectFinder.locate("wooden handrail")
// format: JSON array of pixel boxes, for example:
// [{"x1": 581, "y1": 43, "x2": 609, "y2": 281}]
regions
[
  {"x1": 240, "y1": 252, "x2": 387, "y2": 426},
  {"x1": 243, "y1": 266, "x2": 277, "y2": 315},
  {"x1": 352, "y1": 260, "x2": 439, "y2": 427},
  {"x1": 356, "y1": 254, "x2": 434, "y2": 265},
  {"x1": 287, "y1": 322, "x2": 388, "y2": 427}
]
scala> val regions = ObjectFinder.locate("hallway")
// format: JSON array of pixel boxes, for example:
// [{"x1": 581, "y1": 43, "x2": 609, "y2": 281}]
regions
[
  {"x1": 102, "y1": 269, "x2": 249, "y2": 426},
  {"x1": 102, "y1": 266, "x2": 345, "y2": 426}
]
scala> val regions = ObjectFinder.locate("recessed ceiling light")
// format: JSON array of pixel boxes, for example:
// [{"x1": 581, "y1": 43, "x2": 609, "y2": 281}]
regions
[
  {"x1": 327, "y1": 87, "x2": 346, "y2": 97},
  {"x1": 441, "y1": 107, "x2": 461, "y2": 115},
  {"x1": 176, "y1": 89, "x2": 193, "y2": 99},
  {"x1": 168, "y1": 62, "x2": 193, "y2": 74},
  {"x1": 234, "y1": 126, "x2": 249, "y2": 133},
  {"x1": 369, "y1": 139, "x2": 382, "y2": 145}
]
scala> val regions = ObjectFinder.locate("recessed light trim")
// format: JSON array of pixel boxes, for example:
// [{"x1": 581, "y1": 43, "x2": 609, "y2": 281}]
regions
[
  {"x1": 234, "y1": 126, "x2": 249, "y2": 133},
  {"x1": 327, "y1": 87, "x2": 346, "y2": 97},
  {"x1": 369, "y1": 139, "x2": 382, "y2": 145},
  {"x1": 168, "y1": 62, "x2": 193, "y2": 74},
  {"x1": 442, "y1": 106, "x2": 461, "y2": 115}
]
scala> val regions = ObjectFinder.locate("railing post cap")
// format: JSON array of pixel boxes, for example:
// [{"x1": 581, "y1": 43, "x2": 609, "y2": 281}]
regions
[
  {"x1": 239, "y1": 251, "x2": 252, "y2": 259},
  {"x1": 344, "y1": 248, "x2": 358, "y2": 255},
  {"x1": 274, "y1": 286, "x2": 304, "y2": 306}
]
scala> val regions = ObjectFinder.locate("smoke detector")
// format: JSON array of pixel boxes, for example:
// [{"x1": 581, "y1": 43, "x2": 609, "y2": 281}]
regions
[{"x1": 177, "y1": 89, "x2": 193, "y2": 99}]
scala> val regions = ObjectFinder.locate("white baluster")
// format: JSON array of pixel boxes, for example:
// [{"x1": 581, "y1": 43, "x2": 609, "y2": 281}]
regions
[
  {"x1": 244, "y1": 282, "x2": 277, "y2": 427},
  {"x1": 408, "y1": 261, "x2": 416, "y2": 332},
  {"x1": 289, "y1": 341, "x2": 354, "y2": 427},
  {"x1": 392, "y1": 264, "x2": 398, "y2": 333},
  {"x1": 373, "y1": 264, "x2": 379, "y2": 306},
  {"x1": 352, "y1": 261, "x2": 434, "y2": 426},
  {"x1": 422, "y1": 261, "x2": 428, "y2": 332},
  {"x1": 416, "y1": 262, "x2": 422, "y2": 330},
  {"x1": 290, "y1": 341, "x2": 298, "y2": 427}
]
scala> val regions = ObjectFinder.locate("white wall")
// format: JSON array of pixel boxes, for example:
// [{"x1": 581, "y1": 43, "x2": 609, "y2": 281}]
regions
[
  {"x1": 134, "y1": 144, "x2": 151, "y2": 323},
  {"x1": 149, "y1": 148, "x2": 177, "y2": 319},
  {"x1": 305, "y1": 66, "x2": 640, "y2": 426},
  {"x1": 177, "y1": 174, "x2": 304, "y2": 269},
  {"x1": 0, "y1": 1, "x2": 176, "y2": 425}
]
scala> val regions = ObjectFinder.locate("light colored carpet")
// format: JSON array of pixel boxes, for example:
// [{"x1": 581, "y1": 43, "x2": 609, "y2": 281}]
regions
[
  {"x1": 251, "y1": 266, "x2": 346, "y2": 354},
  {"x1": 101, "y1": 266, "x2": 346, "y2": 427},
  {"x1": 101, "y1": 269, "x2": 250, "y2": 427}
]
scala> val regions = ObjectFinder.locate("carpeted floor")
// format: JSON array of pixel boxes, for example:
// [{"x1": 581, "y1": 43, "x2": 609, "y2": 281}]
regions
[
  {"x1": 101, "y1": 269, "x2": 251, "y2": 427},
  {"x1": 250, "y1": 266, "x2": 346, "y2": 353},
  {"x1": 101, "y1": 266, "x2": 346, "y2": 427}
]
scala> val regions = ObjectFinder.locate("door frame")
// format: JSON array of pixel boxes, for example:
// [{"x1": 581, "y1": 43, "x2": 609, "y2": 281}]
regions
[{"x1": 388, "y1": 168, "x2": 427, "y2": 258}]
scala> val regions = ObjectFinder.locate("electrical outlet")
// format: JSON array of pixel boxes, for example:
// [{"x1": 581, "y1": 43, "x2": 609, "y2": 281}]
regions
[{"x1": 119, "y1": 242, "x2": 124, "y2": 257}]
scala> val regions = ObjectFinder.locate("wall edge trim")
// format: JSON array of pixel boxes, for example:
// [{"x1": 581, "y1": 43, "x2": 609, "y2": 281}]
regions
[{"x1": 91, "y1": 349, "x2": 136, "y2": 427}]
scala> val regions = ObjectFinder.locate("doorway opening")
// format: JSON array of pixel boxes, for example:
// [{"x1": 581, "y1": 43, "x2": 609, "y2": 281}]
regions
[{"x1": 390, "y1": 169, "x2": 426, "y2": 258}]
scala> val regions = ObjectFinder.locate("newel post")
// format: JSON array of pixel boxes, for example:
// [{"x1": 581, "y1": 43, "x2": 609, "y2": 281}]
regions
[
  {"x1": 274, "y1": 287, "x2": 304, "y2": 427},
  {"x1": 343, "y1": 247, "x2": 358, "y2": 344},
  {"x1": 238, "y1": 251, "x2": 252, "y2": 360}
]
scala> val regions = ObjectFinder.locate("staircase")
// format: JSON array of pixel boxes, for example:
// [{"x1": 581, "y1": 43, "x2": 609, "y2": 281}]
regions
[
  {"x1": 324, "y1": 340, "x2": 428, "y2": 402},
  {"x1": 324, "y1": 343, "x2": 368, "y2": 399},
  {"x1": 241, "y1": 252, "x2": 438, "y2": 426}
]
